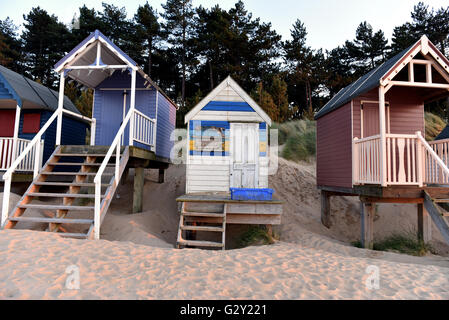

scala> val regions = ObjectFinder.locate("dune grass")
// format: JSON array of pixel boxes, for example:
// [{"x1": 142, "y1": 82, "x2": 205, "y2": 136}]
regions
[
  {"x1": 237, "y1": 225, "x2": 276, "y2": 248},
  {"x1": 425, "y1": 112, "x2": 446, "y2": 141},
  {"x1": 272, "y1": 120, "x2": 316, "y2": 162},
  {"x1": 352, "y1": 231, "x2": 433, "y2": 256}
]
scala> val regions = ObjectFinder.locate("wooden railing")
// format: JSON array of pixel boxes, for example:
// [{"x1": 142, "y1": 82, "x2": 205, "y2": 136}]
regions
[
  {"x1": 133, "y1": 109, "x2": 156, "y2": 150},
  {"x1": 353, "y1": 135, "x2": 382, "y2": 184},
  {"x1": 0, "y1": 138, "x2": 44, "y2": 172},
  {"x1": 385, "y1": 134, "x2": 421, "y2": 185},
  {"x1": 354, "y1": 132, "x2": 449, "y2": 187},
  {"x1": 426, "y1": 137, "x2": 449, "y2": 184}
]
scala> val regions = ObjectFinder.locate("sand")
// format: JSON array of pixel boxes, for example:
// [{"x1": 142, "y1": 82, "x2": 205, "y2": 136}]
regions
[{"x1": 1, "y1": 157, "x2": 449, "y2": 299}]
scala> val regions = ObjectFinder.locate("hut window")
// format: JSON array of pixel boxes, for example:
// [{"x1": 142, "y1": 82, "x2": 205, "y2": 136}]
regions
[
  {"x1": 22, "y1": 113, "x2": 41, "y2": 134},
  {"x1": 0, "y1": 110, "x2": 15, "y2": 137}
]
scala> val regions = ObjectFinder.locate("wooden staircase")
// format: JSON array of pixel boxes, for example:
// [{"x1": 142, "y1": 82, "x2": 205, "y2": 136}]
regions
[
  {"x1": 176, "y1": 203, "x2": 227, "y2": 250},
  {"x1": 424, "y1": 191, "x2": 449, "y2": 244},
  {"x1": 3, "y1": 145, "x2": 129, "y2": 239}
]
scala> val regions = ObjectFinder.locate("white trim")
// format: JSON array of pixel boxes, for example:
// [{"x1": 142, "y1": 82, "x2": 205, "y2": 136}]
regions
[
  {"x1": 185, "y1": 76, "x2": 272, "y2": 126},
  {"x1": 128, "y1": 69, "x2": 136, "y2": 146},
  {"x1": 55, "y1": 73, "x2": 65, "y2": 145},
  {"x1": 12, "y1": 104, "x2": 21, "y2": 162},
  {"x1": 154, "y1": 90, "x2": 159, "y2": 154}
]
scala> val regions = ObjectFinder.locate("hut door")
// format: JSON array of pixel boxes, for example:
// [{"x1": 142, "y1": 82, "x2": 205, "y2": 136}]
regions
[
  {"x1": 230, "y1": 123, "x2": 259, "y2": 188},
  {"x1": 362, "y1": 102, "x2": 390, "y2": 138}
]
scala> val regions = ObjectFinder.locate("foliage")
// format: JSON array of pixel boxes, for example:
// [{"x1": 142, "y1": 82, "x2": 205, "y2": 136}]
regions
[
  {"x1": 237, "y1": 225, "x2": 276, "y2": 248},
  {"x1": 425, "y1": 112, "x2": 447, "y2": 141},
  {"x1": 274, "y1": 120, "x2": 316, "y2": 162},
  {"x1": 353, "y1": 231, "x2": 433, "y2": 257},
  {"x1": 0, "y1": 2, "x2": 448, "y2": 121}
]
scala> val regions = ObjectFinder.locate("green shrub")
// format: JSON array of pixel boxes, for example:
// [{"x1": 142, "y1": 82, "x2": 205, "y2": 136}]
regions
[
  {"x1": 425, "y1": 112, "x2": 446, "y2": 141},
  {"x1": 237, "y1": 226, "x2": 276, "y2": 248},
  {"x1": 352, "y1": 231, "x2": 433, "y2": 256}
]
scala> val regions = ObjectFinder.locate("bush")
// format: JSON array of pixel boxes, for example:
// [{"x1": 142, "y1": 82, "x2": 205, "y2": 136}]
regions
[
  {"x1": 352, "y1": 231, "x2": 433, "y2": 256},
  {"x1": 425, "y1": 112, "x2": 446, "y2": 141},
  {"x1": 237, "y1": 226, "x2": 276, "y2": 248}
]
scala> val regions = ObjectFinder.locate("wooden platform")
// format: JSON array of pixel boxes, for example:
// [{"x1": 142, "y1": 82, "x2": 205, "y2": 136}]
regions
[{"x1": 176, "y1": 193, "x2": 283, "y2": 225}]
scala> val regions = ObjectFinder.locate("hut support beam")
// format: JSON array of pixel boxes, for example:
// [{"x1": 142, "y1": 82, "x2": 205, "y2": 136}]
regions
[
  {"x1": 361, "y1": 201, "x2": 374, "y2": 249},
  {"x1": 379, "y1": 86, "x2": 387, "y2": 187},
  {"x1": 321, "y1": 191, "x2": 332, "y2": 228},
  {"x1": 132, "y1": 167, "x2": 144, "y2": 213},
  {"x1": 12, "y1": 104, "x2": 21, "y2": 162},
  {"x1": 417, "y1": 203, "x2": 432, "y2": 243},
  {"x1": 56, "y1": 73, "x2": 65, "y2": 145},
  {"x1": 158, "y1": 168, "x2": 165, "y2": 183}
]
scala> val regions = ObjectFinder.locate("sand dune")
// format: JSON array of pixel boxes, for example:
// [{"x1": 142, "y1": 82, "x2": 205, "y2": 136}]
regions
[
  {"x1": 0, "y1": 229, "x2": 448, "y2": 300},
  {"x1": 1, "y1": 157, "x2": 449, "y2": 299}
]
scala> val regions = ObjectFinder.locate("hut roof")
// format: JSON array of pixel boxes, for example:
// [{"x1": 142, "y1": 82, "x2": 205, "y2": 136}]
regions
[{"x1": 0, "y1": 65, "x2": 80, "y2": 113}]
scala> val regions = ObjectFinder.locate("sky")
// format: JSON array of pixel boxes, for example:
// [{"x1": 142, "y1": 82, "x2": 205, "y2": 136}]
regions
[{"x1": 1, "y1": 0, "x2": 448, "y2": 51}]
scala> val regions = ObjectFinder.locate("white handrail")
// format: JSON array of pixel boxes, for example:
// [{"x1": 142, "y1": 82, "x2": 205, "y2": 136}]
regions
[
  {"x1": 93, "y1": 107, "x2": 134, "y2": 239},
  {"x1": 417, "y1": 131, "x2": 449, "y2": 176},
  {"x1": 1, "y1": 108, "x2": 96, "y2": 227},
  {"x1": 133, "y1": 109, "x2": 156, "y2": 148}
]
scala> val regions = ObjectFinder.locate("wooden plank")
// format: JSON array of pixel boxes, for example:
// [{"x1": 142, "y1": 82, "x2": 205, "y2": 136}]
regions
[
  {"x1": 33, "y1": 182, "x2": 110, "y2": 187},
  {"x1": 26, "y1": 193, "x2": 104, "y2": 199},
  {"x1": 178, "y1": 239, "x2": 223, "y2": 248},
  {"x1": 226, "y1": 203, "x2": 283, "y2": 215},
  {"x1": 9, "y1": 217, "x2": 93, "y2": 224},
  {"x1": 227, "y1": 214, "x2": 281, "y2": 225},
  {"x1": 181, "y1": 226, "x2": 224, "y2": 232},
  {"x1": 18, "y1": 204, "x2": 94, "y2": 211},
  {"x1": 423, "y1": 192, "x2": 449, "y2": 244}
]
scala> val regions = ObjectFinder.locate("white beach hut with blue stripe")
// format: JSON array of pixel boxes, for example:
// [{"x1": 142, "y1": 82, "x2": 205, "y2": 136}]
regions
[{"x1": 184, "y1": 76, "x2": 272, "y2": 194}]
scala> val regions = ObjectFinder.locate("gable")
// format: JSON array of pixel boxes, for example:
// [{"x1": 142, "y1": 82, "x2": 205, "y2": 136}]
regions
[{"x1": 185, "y1": 76, "x2": 272, "y2": 125}]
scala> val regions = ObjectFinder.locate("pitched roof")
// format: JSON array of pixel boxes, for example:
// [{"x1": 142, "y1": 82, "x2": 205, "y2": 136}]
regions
[
  {"x1": 184, "y1": 76, "x2": 272, "y2": 125},
  {"x1": 314, "y1": 45, "x2": 415, "y2": 120},
  {"x1": 435, "y1": 124, "x2": 449, "y2": 141},
  {"x1": 0, "y1": 65, "x2": 80, "y2": 113}
]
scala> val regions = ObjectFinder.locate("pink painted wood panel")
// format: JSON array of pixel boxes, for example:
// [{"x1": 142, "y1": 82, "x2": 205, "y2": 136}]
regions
[{"x1": 316, "y1": 102, "x2": 353, "y2": 188}]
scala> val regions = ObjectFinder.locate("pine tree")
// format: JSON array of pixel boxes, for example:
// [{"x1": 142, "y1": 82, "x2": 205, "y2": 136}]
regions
[
  {"x1": 0, "y1": 18, "x2": 22, "y2": 71},
  {"x1": 161, "y1": 0, "x2": 195, "y2": 110}
]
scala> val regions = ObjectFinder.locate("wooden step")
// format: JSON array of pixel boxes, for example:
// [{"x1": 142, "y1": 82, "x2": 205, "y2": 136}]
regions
[
  {"x1": 181, "y1": 225, "x2": 224, "y2": 232},
  {"x1": 8, "y1": 216, "x2": 93, "y2": 224},
  {"x1": 55, "y1": 153, "x2": 119, "y2": 157},
  {"x1": 178, "y1": 239, "x2": 224, "y2": 248},
  {"x1": 56, "y1": 232, "x2": 89, "y2": 239},
  {"x1": 182, "y1": 212, "x2": 225, "y2": 218},
  {"x1": 17, "y1": 204, "x2": 94, "y2": 211},
  {"x1": 434, "y1": 199, "x2": 449, "y2": 203},
  {"x1": 48, "y1": 162, "x2": 112, "y2": 166},
  {"x1": 26, "y1": 193, "x2": 105, "y2": 199},
  {"x1": 41, "y1": 172, "x2": 113, "y2": 176},
  {"x1": 34, "y1": 182, "x2": 110, "y2": 187}
]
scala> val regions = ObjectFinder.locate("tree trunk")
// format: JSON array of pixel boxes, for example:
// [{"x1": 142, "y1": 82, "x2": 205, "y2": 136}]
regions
[{"x1": 208, "y1": 59, "x2": 214, "y2": 91}]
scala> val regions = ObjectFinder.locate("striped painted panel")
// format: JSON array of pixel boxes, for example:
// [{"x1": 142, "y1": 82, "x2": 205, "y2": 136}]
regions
[
  {"x1": 259, "y1": 122, "x2": 267, "y2": 157},
  {"x1": 203, "y1": 101, "x2": 255, "y2": 112},
  {"x1": 189, "y1": 120, "x2": 230, "y2": 156}
]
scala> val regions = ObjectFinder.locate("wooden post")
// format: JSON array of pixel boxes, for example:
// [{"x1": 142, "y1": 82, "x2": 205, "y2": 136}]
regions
[
  {"x1": 379, "y1": 86, "x2": 387, "y2": 187},
  {"x1": 12, "y1": 104, "x2": 21, "y2": 162},
  {"x1": 158, "y1": 168, "x2": 165, "y2": 183},
  {"x1": 266, "y1": 224, "x2": 273, "y2": 237},
  {"x1": 361, "y1": 201, "x2": 374, "y2": 249},
  {"x1": 121, "y1": 167, "x2": 129, "y2": 185},
  {"x1": 417, "y1": 203, "x2": 432, "y2": 243},
  {"x1": 128, "y1": 69, "x2": 136, "y2": 146},
  {"x1": 56, "y1": 73, "x2": 65, "y2": 146},
  {"x1": 133, "y1": 167, "x2": 144, "y2": 213},
  {"x1": 321, "y1": 191, "x2": 331, "y2": 228}
]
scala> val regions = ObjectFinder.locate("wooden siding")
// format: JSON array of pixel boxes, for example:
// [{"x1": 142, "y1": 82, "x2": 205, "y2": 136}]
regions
[
  {"x1": 316, "y1": 102, "x2": 353, "y2": 188},
  {"x1": 155, "y1": 91, "x2": 176, "y2": 159},
  {"x1": 187, "y1": 156, "x2": 230, "y2": 193},
  {"x1": 352, "y1": 87, "x2": 424, "y2": 139}
]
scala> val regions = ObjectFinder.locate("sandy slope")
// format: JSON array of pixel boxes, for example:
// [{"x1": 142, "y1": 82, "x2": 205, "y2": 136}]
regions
[{"x1": 1, "y1": 157, "x2": 449, "y2": 299}]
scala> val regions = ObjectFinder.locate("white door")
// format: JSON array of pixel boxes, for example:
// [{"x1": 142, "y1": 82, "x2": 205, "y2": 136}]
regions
[{"x1": 230, "y1": 123, "x2": 259, "y2": 188}]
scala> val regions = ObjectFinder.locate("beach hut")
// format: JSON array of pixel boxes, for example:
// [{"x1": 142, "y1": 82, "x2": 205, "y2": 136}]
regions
[
  {"x1": 176, "y1": 76, "x2": 282, "y2": 250},
  {"x1": 1, "y1": 30, "x2": 177, "y2": 240},
  {"x1": 0, "y1": 65, "x2": 89, "y2": 178},
  {"x1": 315, "y1": 35, "x2": 449, "y2": 248}
]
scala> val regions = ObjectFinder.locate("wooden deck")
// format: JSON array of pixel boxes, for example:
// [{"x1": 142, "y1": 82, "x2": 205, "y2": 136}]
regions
[{"x1": 176, "y1": 193, "x2": 283, "y2": 225}]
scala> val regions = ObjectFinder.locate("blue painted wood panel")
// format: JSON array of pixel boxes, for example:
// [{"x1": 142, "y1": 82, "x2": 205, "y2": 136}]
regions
[
  {"x1": 203, "y1": 101, "x2": 255, "y2": 112},
  {"x1": 156, "y1": 91, "x2": 176, "y2": 159}
]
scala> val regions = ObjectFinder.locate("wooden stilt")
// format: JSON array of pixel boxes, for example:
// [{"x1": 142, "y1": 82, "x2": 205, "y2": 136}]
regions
[
  {"x1": 158, "y1": 168, "x2": 165, "y2": 184},
  {"x1": 417, "y1": 203, "x2": 432, "y2": 243},
  {"x1": 321, "y1": 191, "x2": 331, "y2": 228},
  {"x1": 121, "y1": 167, "x2": 129, "y2": 185},
  {"x1": 266, "y1": 224, "x2": 273, "y2": 237},
  {"x1": 133, "y1": 167, "x2": 144, "y2": 213},
  {"x1": 361, "y1": 201, "x2": 374, "y2": 249}
]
